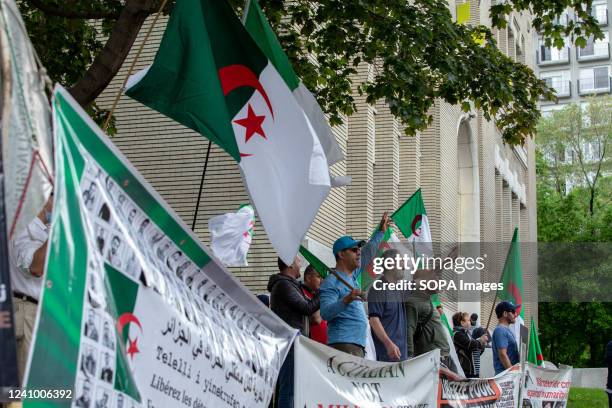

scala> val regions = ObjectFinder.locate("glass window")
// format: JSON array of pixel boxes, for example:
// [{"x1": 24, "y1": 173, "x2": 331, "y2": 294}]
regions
[
  {"x1": 579, "y1": 33, "x2": 609, "y2": 58},
  {"x1": 579, "y1": 66, "x2": 610, "y2": 92}
]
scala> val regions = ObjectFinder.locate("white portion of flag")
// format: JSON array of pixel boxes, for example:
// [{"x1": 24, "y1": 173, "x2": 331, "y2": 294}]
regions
[
  {"x1": 232, "y1": 63, "x2": 331, "y2": 264},
  {"x1": 407, "y1": 214, "x2": 433, "y2": 256},
  {"x1": 293, "y1": 82, "x2": 344, "y2": 166},
  {"x1": 1, "y1": 0, "x2": 53, "y2": 237},
  {"x1": 209, "y1": 205, "x2": 255, "y2": 267}
]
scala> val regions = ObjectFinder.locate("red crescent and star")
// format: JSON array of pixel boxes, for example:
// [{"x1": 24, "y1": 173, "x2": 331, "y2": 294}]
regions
[
  {"x1": 218, "y1": 64, "x2": 276, "y2": 158},
  {"x1": 116, "y1": 313, "x2": 143, "y2": 359}
]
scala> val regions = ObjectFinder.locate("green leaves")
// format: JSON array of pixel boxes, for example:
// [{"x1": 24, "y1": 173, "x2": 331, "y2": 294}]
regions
[{"x1": 21, "y1": 0, "x2": 604, "y2": 145}]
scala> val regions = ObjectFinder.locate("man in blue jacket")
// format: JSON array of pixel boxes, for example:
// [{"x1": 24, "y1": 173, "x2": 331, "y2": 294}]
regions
[{"x1": 320, "y1": 212, "x2": 389, "y2": 357}]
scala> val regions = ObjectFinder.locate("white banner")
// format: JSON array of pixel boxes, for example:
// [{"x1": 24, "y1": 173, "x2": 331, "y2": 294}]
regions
[
  {"x1": 26, "y1": 87, "x2": 295, "y2": 408},
  {"x1": 522, "y1": 363, "x2": 572, "y2": 408},
  {"x1": 437, "y1": 365, "x2": 522, "y2": 408},
  {"x1": 295, "y1": 335, "x2": 440, "y2": 408}
]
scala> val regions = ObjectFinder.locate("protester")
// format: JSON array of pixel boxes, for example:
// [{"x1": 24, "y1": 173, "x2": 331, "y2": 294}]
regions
[
  {"x1": 492, "y1": 301, "x2": 520, "y2": 374},
  {"x1": 320, "y1": 212, "x2": 390, "y2": 357},
  {"x1": 9, "y1": 193, "x2": 52, "y2": 382},
  {"x1": 452, "y1": 312, "x2": 488, "y2": 378},
  {"x1": 367, "y1": 249, "x2": 408, "y2": 362},
  {"x1": 469, "y1": 313, "x2": 479, "y2": 336},
  {"x1": 301, "y1": 265, "x2": 328, "y2": 345},
  {"x1": 267, "y1": 257, "x2": 320, "y2": 408},
  {"x1": 606, "y1": 339, "x2": 612, "y2": 408},
  {"x1": 405, "y1": 268, "x2": 453, "y2": 368}
]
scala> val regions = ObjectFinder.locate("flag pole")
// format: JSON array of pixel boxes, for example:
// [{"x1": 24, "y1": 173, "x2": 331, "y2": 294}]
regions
[
  {"x1": 102, "y1": 0, "x2": 171, "y2": 132},
  {"x1": 191, "y1": 141, "x2": 212, "y2": 231},
  {"x1": 485, "y1": 229, "x2": 517, "y2": 331}
]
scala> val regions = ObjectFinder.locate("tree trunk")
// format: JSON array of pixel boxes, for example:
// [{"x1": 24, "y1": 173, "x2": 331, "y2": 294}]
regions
[{"x1": 68, "y1": 0, "x2": 155, "y2": 107}]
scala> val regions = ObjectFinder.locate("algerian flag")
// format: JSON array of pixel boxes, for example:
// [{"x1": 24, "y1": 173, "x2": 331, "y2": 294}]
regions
[
  {"x1": 499, "y1": 227, "x2": 525, "y2": 343},
  {"x1": 299, "y1": 245, "x2": 332, "y2": 279},
  {"x1": 209, "y1": 204, "x2": 255, "y2": 267},
  {"x1": 125, "y1": 0, "x2": 331, "y2": 264},
  {"x1": 242, "y1": 0, "x2": 347, "y2": 186},
  {"x1": 528, "y1": 317, "x2": 544, "y2": 366},
  {"x1": 25, "y1": 86, "x2": 295, "y2": 407},
  {"x1": 391, "y1": 189, "x2": 433, "y2": 256},
  {"x1": 431, "y1": 294, "x2": 453, "y2": 336}
]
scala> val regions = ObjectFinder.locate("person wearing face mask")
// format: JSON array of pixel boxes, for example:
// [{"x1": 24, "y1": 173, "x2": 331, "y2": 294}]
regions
[{"x1": 9, "y1": 192, "x2": 53, "y2": 382}]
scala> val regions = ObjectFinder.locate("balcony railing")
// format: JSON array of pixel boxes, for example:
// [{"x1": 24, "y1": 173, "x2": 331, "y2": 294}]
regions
[
  {"x1": 577, "y1": 76, "x2": 612, "y2": 94},
  {"x1": 541, "y1": 80, "x2": 571, "y2": 99},
  {"x1": 537, "y1": 47, "x2": 570, "y2": 65},
  {"x1": 577, "y1": 42, "x2": 610, "y2": 61}
]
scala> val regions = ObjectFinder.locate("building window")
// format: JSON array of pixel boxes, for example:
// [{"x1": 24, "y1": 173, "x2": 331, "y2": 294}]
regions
[
  {"x1": 540, "y1": 70, "x2": 571, "y2": 97},
  {"x1": 591, "y1": 0, "x2": 608, "y2": 25},
  {"x1": 579, "y1": 66, "x2": 610, "y2": 94},
  {"x1": 539, "y1": 38, "x2": 569, "y2": 64},
  {"x1": 577, "y1": 32, "x2": 609, "y2": 60},
  {"x1": 540, "y1": 104, "x2": 566, "y2": 118}
]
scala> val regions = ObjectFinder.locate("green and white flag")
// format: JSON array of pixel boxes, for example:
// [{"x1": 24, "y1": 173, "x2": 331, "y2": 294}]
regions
[
  {"x1": 391, "y1": 188, "x2": 432, "y2": 256},
  {"x1": 242, "y1": 0, "x2": 348, "y2": 186},
  {"x1": 25, "y1": 86, "x2": 295, "y2": 407},
  {"x1": 125, "y1": 0, "x2": 331, "y2": 264}
]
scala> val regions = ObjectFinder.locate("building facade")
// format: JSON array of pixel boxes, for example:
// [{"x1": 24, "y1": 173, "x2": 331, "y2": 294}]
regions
[
  {"x1": 97, "y1": 0, "x2": 538, "y2": 328},
  {"x1": 536, "y1": 0, "x2": 611, "y2": 114}
]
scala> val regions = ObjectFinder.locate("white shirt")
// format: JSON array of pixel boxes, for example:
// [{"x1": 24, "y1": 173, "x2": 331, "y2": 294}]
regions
[{"x1": 10, "y1": 217, "x2": 48, "y2": 300}]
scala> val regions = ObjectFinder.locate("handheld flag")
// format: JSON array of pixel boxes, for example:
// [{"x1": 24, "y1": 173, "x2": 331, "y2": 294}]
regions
[
  {"x1": 209, "y1": 205, "x2": 255, "y2": 266},
  {"x1": 391, "y1": 189, "x2": 432, "y2": 256},
  {"x1": 299, "y1": 245, "x2": 331, "y2": 279},
  {"x1": 528, "y1": 317, "x2": 544, "y2": 366},
  {"x1": 499, "y1": 228, "x2": 525, "y2": 342},
  {"x1": 125, "y1": 0, "x2": 331, "y2": 264}
]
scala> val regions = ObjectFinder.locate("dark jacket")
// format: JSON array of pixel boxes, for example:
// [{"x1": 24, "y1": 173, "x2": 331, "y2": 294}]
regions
[
  {"x1": 267, "y1": 273, "x2": 320, "y2": 334},
  {"x1": 453, "y1": 326, "x2": 484, "y2": 377}
]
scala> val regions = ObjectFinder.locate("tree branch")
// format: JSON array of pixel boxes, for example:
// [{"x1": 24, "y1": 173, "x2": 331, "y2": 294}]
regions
[
  {"x1": 68, "y1": 0, "x2": 156, "y2": 106},
  {"x1": 28, "y1": 0, "x2": 121, "y2": 19}
]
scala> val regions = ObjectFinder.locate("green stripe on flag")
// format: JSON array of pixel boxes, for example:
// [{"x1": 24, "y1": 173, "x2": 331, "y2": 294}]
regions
[
  {"x1": 243, "y1": 0, "x2": 300, "y2": 90},
  {"x1": 55, "y1": 91, "x2": 211, "y2": 269}
]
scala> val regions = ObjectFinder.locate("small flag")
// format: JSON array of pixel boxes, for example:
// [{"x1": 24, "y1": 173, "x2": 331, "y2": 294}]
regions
[
  {"x1": 209, "y1": 205, "x2": 255, "y2": 267},
  {"x1": 126, "y1": 0, "x2": 331, "y2": 264},
  {"x1": 499, "y1": 228, "x2": 525, "y2": 342},
  {"x1": 391, "y1": 189, "x2": 433, "y2": 256},
  {"x1": 299, "y1": 245, "x2": 331, "y2": 279},
  {"x1": 431, "y1": 294, "x2": 453, "y2": 336},
  {"x1": 528, "y1": 317, "x2": 544, "y2": 366}
]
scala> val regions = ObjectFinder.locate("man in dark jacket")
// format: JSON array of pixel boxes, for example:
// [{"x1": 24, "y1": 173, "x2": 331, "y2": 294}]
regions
[
  {"x1": 267, "y1": 256, "x2": 320, "y2": 408},
  {"x1": 452, "y1": 312, "x2": 488, "y2": 378}
]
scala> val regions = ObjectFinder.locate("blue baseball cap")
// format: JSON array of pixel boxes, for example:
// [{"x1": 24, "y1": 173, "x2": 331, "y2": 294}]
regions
[
  {"x1": 495, "y1": 301, "x2": 520, "y2": 318},
  {"x1": 333, "y1": 236, "x2": 365, "y2": 256}
]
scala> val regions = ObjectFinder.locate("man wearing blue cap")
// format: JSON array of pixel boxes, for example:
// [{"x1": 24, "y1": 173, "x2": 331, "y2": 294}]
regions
[
  {"x1": 320, "y1": 212, "x2": 390, "y2": 357},
  {"x1": 492, "y1": 301, "x2": 520, "y2": 374}
]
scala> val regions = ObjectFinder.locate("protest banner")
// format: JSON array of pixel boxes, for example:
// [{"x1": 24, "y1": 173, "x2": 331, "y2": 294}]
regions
[
  {"x1": 295, "y1": 335, "x2": 440, "y2": 407},
  {"x1": 23, "y1": 86, "x2": 295, "y2": 407},
  {"x1": 522, "y1": 363, "x2": 572, "y2": 408},
  {"x1": 437, "y1": 365, "x2": 521, "y2": 408}
]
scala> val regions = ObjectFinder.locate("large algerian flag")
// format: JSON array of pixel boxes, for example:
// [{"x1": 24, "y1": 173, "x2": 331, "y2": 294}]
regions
[
  {"x1": 528, "y1": 317, "x2": 544, "y2": 366},
  {"x1": 242, "y1": 0, "x2": 347, "y2": 185},
  {"x1": 391, "y1": 189, "x2": 433, "y2": 256},
  {"x1": 25, "y1": 86, "x2": 294, "y2": 407},
  {"x1": 125, "y1": 0, "x2": 330, "y2": 264},
  {"x1": 499, "y1": 227, "x2": 525, "y2": 343}
]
